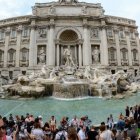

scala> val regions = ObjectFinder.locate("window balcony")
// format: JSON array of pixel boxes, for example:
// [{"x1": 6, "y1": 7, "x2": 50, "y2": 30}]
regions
[
  {"x1": 8, "y1": 60, "x2": 15, "y2": 67},
  {"x1": 132, "y1": 60, "x2": 139, "y2": 66},
  {"x1": 109, "y1": 59, "x2": 117, "y2": 66},
  {"x1": 0, "y1": 61, "x2": 4, "y2": 67},
  {"x1": 121, "y1": 59, "x2": 128, "y2": 66},
  {"x1": 19, "y1": 60, "x2": 29, "y2": 67}
]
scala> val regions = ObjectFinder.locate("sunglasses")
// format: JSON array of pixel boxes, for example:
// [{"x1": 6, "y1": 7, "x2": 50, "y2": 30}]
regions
[{"x1": 0, "y1": 125, "x2": 6, "y2": 130}]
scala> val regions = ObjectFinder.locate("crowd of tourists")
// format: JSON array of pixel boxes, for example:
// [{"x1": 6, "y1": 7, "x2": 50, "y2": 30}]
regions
[{"x1": 0, "y1": 104, "x2": 140, "y2": 140}]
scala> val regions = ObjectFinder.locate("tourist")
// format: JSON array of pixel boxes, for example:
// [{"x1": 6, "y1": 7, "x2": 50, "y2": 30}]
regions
[
  {"x1": 78, "y1": 125, "x2": 87, "y2": 140},
  {"x1": 116, "y1": 116, "x2": 125, "y2": 131},
  {"x1": 87, "y1": 125, "x2": 99, "y2": 140},
  {"x1": 129, "y1": 107, "x2": 134, "y2": 118},
  {"x1": 107, "y1": 114, "x2": 114, "y2": 130},
  {"x1": 125, "y1": 106, "x2": 130, "y2": 117},
  {"x1": 70, "y1": 116, "x2": 79, "y2": 130},
  {"x1": 55, "y1": 126, "x2": 67, "y2": 140},
  {"x1": 122, "y1": 129, "x2": 131, "y2": 140},
  {"x1": 99, "y1": 124, "x2": 113, "y2": 140},
  {"x1": 134, "y1": 106, "x2": 138, "y2": 122},
  {"x1": 60, "y1": 117, "x2": 67, "y2": 129},
  {"x1": 43, "y1": 121, "x2": 51, "y2": 140},
  {"x1": 9, "y1": 114, "x2": 14, "y2": 122},
  {"x1": 38, "y1": 115, "x2": 44, "y2": 128},
  {"x1": 0, "y1": 118, "x2": 13, "y2": 140},
  {"x1": 31, "y1": 119, "x2": 45, "y2": 140},
  {"x1": 67, "y1": 126, "x2": 79, "y2": 140},
  {"x1": 50, "y1": 116, "x2": 57, "y2": 132}
]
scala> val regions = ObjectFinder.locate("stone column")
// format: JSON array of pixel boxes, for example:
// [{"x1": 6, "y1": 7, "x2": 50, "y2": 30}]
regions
[
  {"x1": 125, "y1": 31, "x2": 132, "y2": 66},
  {"x1": 16, "y1": 26, "x2": 22, "y2": 67},
  {"x1": 100, "y1": 26, "x2": 108, "y2": 66},
  {"x1": 4, "y1": 27, "x2": 10, "y2": 67},
  {"x1": 29, "y1": 20, "x2": 36, "y2": 67},
  {"x1": 135, "y1": 32, "x2": 140, "y2": 64},
  {"x1": 57, "y1": 44, "x2": 59, "y2": 66},
  {"x1": 48, "y1": 19, "x2": 55, "y2": 67},
  {"x1": 78, "y1": 44, "x2": 82, "y2": 67},
  {"x1": 114, "y1": 28, "x2": 121, "y2": 66},
  {"x1": 83, "y1": 19, "x2": 90, "y2": 66}
]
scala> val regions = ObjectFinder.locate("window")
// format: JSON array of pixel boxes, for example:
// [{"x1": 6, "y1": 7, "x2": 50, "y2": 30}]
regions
[
  {"x1": 109, "y1": 48, "x2": 115, "y2": 60},
  {"x1": 119, "y1": 30, "x2": 124, "y2": 38},
  {"x1": 0, "y1": 30, "x2": 5, "y2": 40},
  {"x1": 130, "y1": 32, "x2": 134, "y2": 39},
  {"x1": 22, "y1": 27, "x2": 30, "y2": 37},
  {"x1": 107, "y1": 29, "x2": 113, "y2": 37},
  {"x1": 21, "y1": 49, "x2": 28, "y2": 61},
  {"x1": 133, "y1": 50, "x2": 137, "y2": 61},
  {"x1": 11, "y1": 29, "x2": 16, "y2": 38},
  {"x1": 122, "y1": 50, "x2": 127, "y2": 60},
  {"x1": 0, "y1": 51, "x2": 3, "y2": 62},
  {"x1": 110, "y1": 50, "x2": 115, "y2": 60},
  {"x1": 8, "y1": 49, "x2": 15, "y2": 61}
]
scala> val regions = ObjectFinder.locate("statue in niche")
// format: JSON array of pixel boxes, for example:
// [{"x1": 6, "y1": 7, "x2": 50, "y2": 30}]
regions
[
  {"x1": 90, "y1": 29, "x2": 98, "y2": 38},
  {"x1": 38, "y1": 28, "x2": 46, "y2": 38},
  {"x1": 38, "y1": 47, "x2": 46, "y2": 64},
  {"x1": 63, "y1": 48, "x2": 75, "y2": 67},
  {"x1": 92, "y1": 46, "x2": 100, "y2": 63}
]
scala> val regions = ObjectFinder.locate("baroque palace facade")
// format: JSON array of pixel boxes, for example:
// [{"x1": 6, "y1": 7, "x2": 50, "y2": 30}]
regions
[{"x1": 0, "y1": 0, "x2": 140, "y2": 79}]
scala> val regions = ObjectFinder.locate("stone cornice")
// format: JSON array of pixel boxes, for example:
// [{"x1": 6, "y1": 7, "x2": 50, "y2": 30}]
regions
[{"x1": 0, "y1": 15, "x2": 31, "y2": 28}]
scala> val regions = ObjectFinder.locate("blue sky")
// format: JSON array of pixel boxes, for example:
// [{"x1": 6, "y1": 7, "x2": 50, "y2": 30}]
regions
[{"x1": 0, "y1": 0, "x2": 140, "y2": 32}]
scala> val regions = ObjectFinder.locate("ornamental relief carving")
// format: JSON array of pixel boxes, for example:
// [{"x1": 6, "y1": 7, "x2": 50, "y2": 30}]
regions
[
  {"x1": 90, "y1": 28, "x2": 99, "y2": 39},
  {"x1": 37, "y1": 28, "x2": 47, "y2": 39}
]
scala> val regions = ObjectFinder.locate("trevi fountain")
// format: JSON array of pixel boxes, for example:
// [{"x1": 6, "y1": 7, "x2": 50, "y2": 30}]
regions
[{"x1": 0, "y1": 48, "x2": 140, "y2": 123}]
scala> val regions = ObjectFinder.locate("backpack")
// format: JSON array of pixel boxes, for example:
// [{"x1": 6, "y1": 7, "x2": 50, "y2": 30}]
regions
[{"x1": 59, "y1": 132, "x2": 66, "y2": 140}]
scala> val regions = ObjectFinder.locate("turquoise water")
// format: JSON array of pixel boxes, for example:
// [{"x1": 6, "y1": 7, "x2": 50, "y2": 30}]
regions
[{"x1": 0, "y1": 93, "x2": 140, "y2": 125}]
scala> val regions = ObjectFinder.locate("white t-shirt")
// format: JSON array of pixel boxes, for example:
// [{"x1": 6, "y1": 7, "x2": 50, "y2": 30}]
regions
[
  {"x1": 100, "y1": 130, "x2": 112, "y2": 140},
  {"x1": 6, "y1": 135, "x2": 13, "y2": 140},
  {"x1": 31, "y1": 128, "x2": 45, "y2": 140},
  {"x1": 55, "y1": 131, "x2": 67, "y2": 140},
  {"x1": 78, "y1": 129, "x2": 86, "y2": 140}
]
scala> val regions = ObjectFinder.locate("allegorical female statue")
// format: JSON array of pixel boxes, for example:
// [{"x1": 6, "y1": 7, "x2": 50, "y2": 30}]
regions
[
  {"x1": 92, "y1": 46, "x2": 100, "y2": 63},
  {"x1": 38, "y1": 47, "x2": 46, "y2": 64}
]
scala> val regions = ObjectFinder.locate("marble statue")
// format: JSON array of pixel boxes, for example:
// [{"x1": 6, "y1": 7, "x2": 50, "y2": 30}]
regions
[
  {"x1": 84, "y1": 66, "x2": 92, "y2": 79},
  {"x1": 38, "y1": 47, "x2": 46, "y2": 64},
  {"x1": 63, "y1": 48, "x2": 75, "y2": 67},
  {"x1": 92, "y1": 46, "x2": 100, "y2": 63}
]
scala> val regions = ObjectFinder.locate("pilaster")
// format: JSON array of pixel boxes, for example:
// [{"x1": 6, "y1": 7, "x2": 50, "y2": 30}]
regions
[
  {"x1": 48, "y1": 19, "x2": 55, "y2": 67},
  {"x1": 100, "y1": 25, "x2": 108, "y2": 66},
  {"x1": 29, "y1": 20, "x2": 36, "y2": 67},
  {"x1": 4, "y1": 27, "x2": 10, "y2": 67},
  {"x1": 114, "y1": 28, "x2": 121, "y2": 66},
  {"x1": 83, "y1": 18, "x2": 90, "y2": 66},
  {"x1": 125, "y1": 30, "x2": 132, "y2": 66},
  {"x1": 16, "y1": 25, "x2": 22, "y2": 67},
  {"x1": 135, "y1": 32, "x2": 140, "y2": 64}
]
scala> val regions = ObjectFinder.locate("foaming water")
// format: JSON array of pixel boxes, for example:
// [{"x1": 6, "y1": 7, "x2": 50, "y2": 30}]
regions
[{"x1": 50, "y1": 96, "x2": 100, "y2": 101}]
